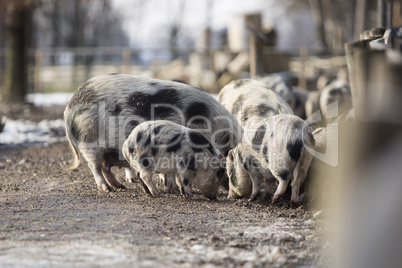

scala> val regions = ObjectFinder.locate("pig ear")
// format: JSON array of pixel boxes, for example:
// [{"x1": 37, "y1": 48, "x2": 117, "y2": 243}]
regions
[
  {"x1": 228, "y1": 150, "x2": 234, "y2": 160},
  {"x1": 217, "y1": 153, "x2": 226, "y2": 166},
  {"x1": 218, "y1": 132, "x2": 231, "y2": 147}
]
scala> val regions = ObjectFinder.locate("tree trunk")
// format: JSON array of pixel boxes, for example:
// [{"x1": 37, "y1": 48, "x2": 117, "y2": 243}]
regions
[
  {"x1": 2, "y1": 5, "x2": 28, "y2": 103},
  {"x1": 308, "y1": 0, "x2": 328, "y2": 50}
]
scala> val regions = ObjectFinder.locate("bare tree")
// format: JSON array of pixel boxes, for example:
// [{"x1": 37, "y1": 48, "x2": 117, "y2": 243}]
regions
[
  {"x1": 308, "y1": 0, "x2": 328, "y2": 49},
  {"x1": 34, "y1": 0, "x2": 128, "y2": 48},
  {"x1": 308, "y1": 0, "x2": 362, "y2": 53},
  {"x1": 2, "y1": 2, "x2": 37, "y2": 102},
  {"x1": 0, "y1": 0, "x2": 62, "y2": 103},
  {"x1": 1, "y1": 0, "x2": 128, "y2": 102},
  {"x1": 0, "y1": 9, "x2": 7, "y2": 87},
  {"x1": 167, "y1": 0, "x2": 187, "y2": 59}
]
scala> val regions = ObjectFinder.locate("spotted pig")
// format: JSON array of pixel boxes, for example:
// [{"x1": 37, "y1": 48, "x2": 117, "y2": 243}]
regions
[
  {"x1": 218, "y1": 79, "x2": 293, "y2": 128},
  {"x1": 261, "y1": 76, "x2": 295, "y2": 110},
  {"x1": 319, "y1": 80, "x2": 352, "y2": 124},
  {"x1": 64, "y1": 74, "x2": 241, "y2": 192},
  {"x1": 226, "y1": 114, "x2": 315, "y2": 207},
  {"x1": 123, "y1": 120, "x2": 226, "y2": 199}
]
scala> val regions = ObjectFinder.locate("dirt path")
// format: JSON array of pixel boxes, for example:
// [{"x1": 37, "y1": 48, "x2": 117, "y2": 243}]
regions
[{"x1": 0, "y1": 141, "x2": 326, "y2": 267}]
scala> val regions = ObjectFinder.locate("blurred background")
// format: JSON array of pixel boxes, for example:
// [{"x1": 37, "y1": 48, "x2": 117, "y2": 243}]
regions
[
  {"x1": 0, "y1": 0, "x2": 397, "y2": 102},
  {"x1": 1, "y1": 1, "x2": 402, "y2": 267}
]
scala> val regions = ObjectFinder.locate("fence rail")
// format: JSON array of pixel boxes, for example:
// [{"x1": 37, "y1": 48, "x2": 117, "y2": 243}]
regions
[{"x1": 0, "y1": 46, "x2": 347, "y2": 95}]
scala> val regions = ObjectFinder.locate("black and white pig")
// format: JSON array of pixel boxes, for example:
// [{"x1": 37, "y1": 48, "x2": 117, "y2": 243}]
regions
[
  {"x1": 226, "y1": 114, "x2": 315, "y2": 207},
  {"x1": 122, "y1": 120, "x2": 225, "y2": 199},
  {"x1": 218, "y1": 79, "x2": 293, "y2": 128},
  {"x1": 292, "y1": 87, "x2": 309, "y2": 119},
  {"x1": 261, "y1": 76, "x2": 312, "y2": 119},
  {"x1": 319, "y1": 80, "x2": 352, "y2": 124},
  {"x1": 305, "y1": 91, "x2": 321, "y2": 120},
  {"x1": 64, "y1": 74, "x2": 241, "y2": 192},
  {"x1": 260, "y1": 76, "x2": 295, "y2": 108}
]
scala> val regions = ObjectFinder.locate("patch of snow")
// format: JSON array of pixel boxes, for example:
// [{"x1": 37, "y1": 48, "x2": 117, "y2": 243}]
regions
[
  {"x1": 26, "y1": 93, "x2": 73, "y2": 107},
  {"x1": 0, "y1": 117, "x2": 66, "y2": 148}
]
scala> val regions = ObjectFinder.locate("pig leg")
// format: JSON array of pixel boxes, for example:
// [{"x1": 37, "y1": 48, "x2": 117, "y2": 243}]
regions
[
  {"x1": 290, "y1": 150, "x2": 314, "y2": 207},
  {"x1": 165, "y1": 173, "x2": 180, "y2": 194},
  {"x1": 290, "y1": 174, "x2": 302, "y2": 207},
  {"x1": 101, "y1": 161, "x2": 125, "y2": 189},
  {"x1": 261, "y1": 174, "x2": 275, "y2": 201},
  {"x1": 248, "y1": 174, "x2": 261, "y2": 202},
  {"x1": 139, "y1": 170, "x2": 161, "y2": 197},
  {"x1": 176, "y1": 174, "x2": 193, "y2": 199},
  {"x1": 160, "y1": 173, "x2": 179, "y2": 193},
  {"x1": 159, "y1": 174, "x2": 166, "y2": 186},
  {"x1": 175, "y1": 176, "x2": 186, "y2": 198},
  {"x1": 272, "y1": 170, "x2": 292, "y2": 204},
  {"x1": 244, "y1": 166, "x2": 262, "y2": 201},
  {"x1": 125, "y1": 168, "x2": 137, "y2": 183},
  {"x1": 81, "y1": 149, "x2": 112, "y2": 192},
  {"x1": 87, "y1": 162, "x2": 112, "y2": 192},
  {"x1": 136, "y1": 172, "x2": 151, "y2": 195}
]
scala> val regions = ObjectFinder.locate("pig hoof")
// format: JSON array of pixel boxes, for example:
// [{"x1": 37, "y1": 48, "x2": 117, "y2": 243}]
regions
[
  {"x1": 125, "y1": 178, "x2": 135, "y2": 183},
  {"x1": 99, "y1": 184, "x2": 113, "y2": 192},
  {"x1": 249, "y1": 194, "x2": 259, "y2": 202},
  {"x1": 271, "y1": 197, "x2": 280, "y2": 204},
  {"x1": 290, "y1": 200, "x2": 300, "y2": 208},
  {"x1": 139, "y1": 182, "x2": 151, "y2": 195},
  {"x1": 109, "y1": 182, "x2": 126, "y2": 189},
  {"x1": 117, "y1": 184, "x2": 126, "y2": 190},
  {"x1": 167, "y1": 184, "x2": 180, "y2": 194},
  {"x1": 182, "y1": 193, "x2": 192, "y2": 199},
  {"x1": 143, "y1": 190, "x2": 151, "y2": 196}
]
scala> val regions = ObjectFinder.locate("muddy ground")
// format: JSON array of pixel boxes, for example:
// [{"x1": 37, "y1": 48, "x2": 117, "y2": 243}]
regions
[{"x1": 0, "y1": 105, "x2": 328, "y2": 267}]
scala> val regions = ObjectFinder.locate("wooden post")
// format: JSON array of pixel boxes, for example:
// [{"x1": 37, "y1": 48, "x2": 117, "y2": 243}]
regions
[
  {"x1": 330, "y1": 10, "x2": 402, "y2": 267},
  {"x1": 392, "y1": 0, "x2": 400, "y2": 27},
  {"x1": 246, "y1": 13, "x2": 262, "y2": 78},
  {"x1": 122, "y1": 47, "x2": 131, "y2": 74},
  {"x1": 298, "y1": 47, "x2": 308, "y2": 89},
  {"x1": 344, "y1": 40, "x2": 370, "y2": 120},
  {"x1": 386, "y1": 0, "x2": 394, "y2": 28},
  {"x1": 249, "y1": 33, "x2": 263, "y2": 78},
  {"x1": 346, "y1": 38, "x2": 402, "y2": 124},
  {"x1": 368, "y1": 49, "x2": 402, "y2": 123},
  {"x1": 197, "y1": 27, "x2": 214, "y2": 71},
  {"x1": 34, "y1": 49, "x2": 42, "y2": 93},
  {"x1": 355, "y1": 0, "x2": 368, "y2": 41},
  {"x1": 377, "y1": 0, "x2": 395, "y2": 28},
  {"x1": 378, "y1": 0, "x2": 386, "y2": 26}
]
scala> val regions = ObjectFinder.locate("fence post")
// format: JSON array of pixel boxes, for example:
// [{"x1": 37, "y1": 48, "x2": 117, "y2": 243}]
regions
[
  {"x1": 344, "y1": 40, "x2": 370, "y2": 120},
  {"x1": 246, "y1": 13, "x2": 262, "y2": 78},
  {"x1": 392, "y1": 0, "x2": 400, "y2": 27},
  {"x1": 34, "y1": 49, "x2": 42, "y2": 93},
  {"x1": 249, "y1": 33, "x2": 263, "y2": 78},
  {"x1": 298, "y1": 47, "x2": 308, "y2": 89}
]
